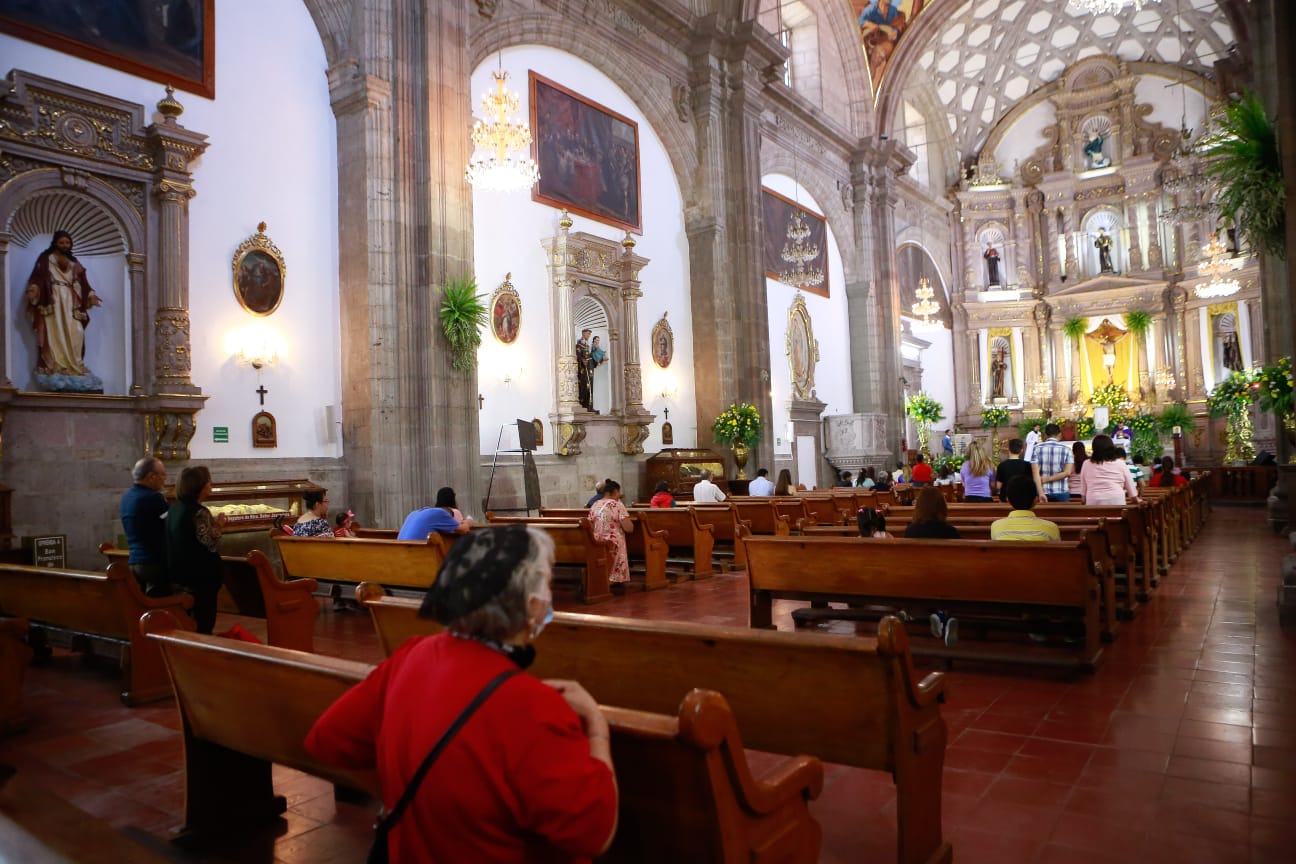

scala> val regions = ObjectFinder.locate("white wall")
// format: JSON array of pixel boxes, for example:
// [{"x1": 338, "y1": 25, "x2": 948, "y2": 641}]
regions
[
  {"x1": 1, "y1": 0, "x2": 341, "y2": 460},
  {"x1": 762, "y1": 174, "x2": 852, "y2": 456},
  {"x1": 472, "y1": 45, "x2": 694, "y2": 456},
  {"x1": 992, "y1": 100, "x2": 1058, "y2": 176}
]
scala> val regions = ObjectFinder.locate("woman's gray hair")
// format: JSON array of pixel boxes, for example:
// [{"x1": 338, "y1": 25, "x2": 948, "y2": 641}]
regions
[{"x1": 448, "y1": 526, "x2": 554, "y2": 642}]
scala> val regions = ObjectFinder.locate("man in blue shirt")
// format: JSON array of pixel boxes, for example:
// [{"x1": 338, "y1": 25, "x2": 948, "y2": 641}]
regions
[
  {"x1": 120, "y1": 457, "x2": 170, "y2": 596},
  {"x1": 1031, "y1": 423, "x2": 1074, "y2": 503}
]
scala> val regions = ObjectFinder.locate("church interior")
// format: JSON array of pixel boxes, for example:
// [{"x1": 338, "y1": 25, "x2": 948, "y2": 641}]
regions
[{"x1": 2, "y1": 0, "x2": 1296, "y2": 862}]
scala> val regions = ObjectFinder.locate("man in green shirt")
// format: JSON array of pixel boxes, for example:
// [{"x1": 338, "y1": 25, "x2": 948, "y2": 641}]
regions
[{"x1": 991, "y1": 476, "x2": 1061, "y2": 542}]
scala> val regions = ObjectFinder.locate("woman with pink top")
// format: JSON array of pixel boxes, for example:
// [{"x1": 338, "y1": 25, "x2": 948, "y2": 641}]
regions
[{"x1": 1079, "y1": 435, "x2": 1139, "y2": 506}]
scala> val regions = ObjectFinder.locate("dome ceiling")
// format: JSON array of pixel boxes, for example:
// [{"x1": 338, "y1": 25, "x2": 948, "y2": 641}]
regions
[{"x1": 899, "y1": 0, "x2": 1235, "y2": 161}]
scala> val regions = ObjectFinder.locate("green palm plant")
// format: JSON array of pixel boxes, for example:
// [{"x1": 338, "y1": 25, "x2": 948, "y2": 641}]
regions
[
  {"x1": 1123, "y1": 310, "x2": 1152, "y2": 395},
  {"x1": 1063, "y1": 317, "x2": 1087, "y2": 400},
  {"x1": 438, "y1": 275, "x2": 488, "y2": 372},
  {"x1": 1157, "y1": 402, "x2": 1196, "y2": 436},
  {"x1": 1205, "y1": 92, "x2": 1285, "y2": 260}
]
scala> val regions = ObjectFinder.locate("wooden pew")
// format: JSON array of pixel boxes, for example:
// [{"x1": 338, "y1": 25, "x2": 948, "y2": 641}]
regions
[
  {"x1": 361, "y1": 588, "x2": 951, "y2": 864},
  {"x1": 744, "y1": 536, "x2": 1105, "y2": 671},
  {"x1": 274, "y1": 534, "x2": 450, "y2": 593},
  {"x1": 730, "y1": 499, "x2": 792, "y2": 537},
  {"x1": 631, "y1": 507, "x2": 716, "y2": 580},
  {"x1": 689, "y1": 504, "x2": 747, "y2": 569},
  {"x1": 0, "y1": 765, "x2": 175, "y2": 863},
  {"x1": 353, "y1": 527, "x2": 398, "y2": 540},
  {"x1": 140, "y1": 611, "x2": 824, "y2": 862},
  {"x1": 100, "y1": 545, "x2": 319, "y2": 652},
  {"x1": 0, "y1": 562, "x2": 194, "y2": 705},
  {"x1": 483, "y1": 515, "x2": 616, "y2": 601},
  {"x1": 771, "y1": 497, "x2": 811, "y2": 532},
  {"x1": 799, "y1": 496, "x2": 848, "y2": 526},
  {"x1": 0, "y1": 619, "x2": 31, "y2": 735}
]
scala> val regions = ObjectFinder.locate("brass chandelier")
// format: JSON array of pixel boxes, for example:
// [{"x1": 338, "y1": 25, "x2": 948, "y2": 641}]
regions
[{"x1": 465, "y1": 66, "x2": 540, "y2": 192}]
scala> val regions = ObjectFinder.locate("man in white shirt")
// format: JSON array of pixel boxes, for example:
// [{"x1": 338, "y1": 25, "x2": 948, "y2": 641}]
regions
[
  {"x1": 691, "y1": 469, "x2": 727, "y2": 503},
  {"x1": 747, "y1": 468, "x2": 774, "y2": 496},
  {"x1": 1023, "y1": 426, "x2": 1041, "y2": 463}
]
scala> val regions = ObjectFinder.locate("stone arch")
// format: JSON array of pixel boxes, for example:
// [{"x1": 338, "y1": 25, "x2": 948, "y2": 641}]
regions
[
  {"x1": 469, "y1": 15, "x2": 698, "y2": 214},
  {"x1": 758, "y1": 148, "x2": 859, "y2": 287},
  {"x1": 896, "y1": 241, "x2": 952, "y2": 329},
  {"x1": 298, "y1": 0, "x2": 354, "y2": 68}
]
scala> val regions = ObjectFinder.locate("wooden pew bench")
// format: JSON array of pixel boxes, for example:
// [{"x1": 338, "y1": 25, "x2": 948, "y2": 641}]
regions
[
  {"x1": 743, "y1": 536, "x2": 1106, "y2": 671},
  {"x1": 0, "y1": 562, "x2": 194, "y2": 705},
  {"x1": 361, "y1": 587, "x2": 951, "y2": 864},
  {"x1": 100, "y1": 545, "x2": 319, "y2": 652},
  {"x1": 629, "y1": 507, "x2": 716, "y2": 580},
  {"x1": 729, "y1": 498, "x2": 793, "y2": 537},
  {"x1": 689, "y1": 504, "x2": 747, "y2": 569},
  {"x1": 141, "y1": 611, "x2": 824, "y2": 862},
  {"x1": 0, "y1": 620, "x2": 31, "y2": 736},
  {"x1": 274, "y1": 534, "x2": 449, "y2": 596},
  {"x1": 484, "y1": 515, "x2": 618, "y2": 602}
]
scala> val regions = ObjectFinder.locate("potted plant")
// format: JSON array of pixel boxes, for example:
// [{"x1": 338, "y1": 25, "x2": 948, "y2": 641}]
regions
[
  {"x1": 1207, "y1": 369, "x2": 1257, "y2": 464},
  {"x1": 712, "y1": 403, "x2": 762, "y2": 480},
  {"x1": 980, "y1": 406, "x2": 1010, "y2": 461},
  {"x1": 1206, "y1": 92, "x2": 1285, "y2": 260},
  {"x1": 903, "y1": 392, "x2": 943, "y2": 455},
  {"x1": 438, "y1": 275, "x2": 488, "y2": 372}
]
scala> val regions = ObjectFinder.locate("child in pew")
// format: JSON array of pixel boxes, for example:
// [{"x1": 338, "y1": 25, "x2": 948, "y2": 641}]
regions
[
  {"x1": 649, "y1": 480, "x2": 675, "y2": 508},
  {"x1": 856, "y1": 507, "x2": 893, "y2": 539},
  {"x1": 333, "y1": 509, "x2": 358, "y2": 537},
  {"x1": 306, "y1": 526, "x2": 618, "y2": 862}
]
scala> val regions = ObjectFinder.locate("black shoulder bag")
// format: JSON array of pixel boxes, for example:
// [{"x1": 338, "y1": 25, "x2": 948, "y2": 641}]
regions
[{"x1": 368, "y1": 668, "x2": 519, "y2": 864}]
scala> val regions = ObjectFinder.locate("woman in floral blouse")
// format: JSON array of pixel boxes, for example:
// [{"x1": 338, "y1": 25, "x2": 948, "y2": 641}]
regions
[
  {"x1": 291, "y1": 490, "x2": 335, "y2": 537},
  {"x1": 588, "y1": 479, "x2": 634, "y2": 583},
  {"x1": 165, "y1": 466, "x2": 226, "y2": 634}
]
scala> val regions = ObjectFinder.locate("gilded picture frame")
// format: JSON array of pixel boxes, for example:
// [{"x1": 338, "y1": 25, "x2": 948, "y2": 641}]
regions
[
  {"x1": 232, "y1": 222, "x2": 285, "y2": 317},
  {"x1": 0, "y1": 0, "x2": 216, "y2": 98},
  {"x1": 651, "y1": 313, "x2": 674, "y2": 369},
  {"x1": 531, "y1": 72, "x2": 642, "y2": 233},
  {"x1": 252, "y1": 411, "x2": 277, "y2": 449},
  {"x1": 490, "y1": 273, "x2": 522, "y2": 345},
  {"x1": 785, "y1": 293, "x2": 820, "y2": 400}
]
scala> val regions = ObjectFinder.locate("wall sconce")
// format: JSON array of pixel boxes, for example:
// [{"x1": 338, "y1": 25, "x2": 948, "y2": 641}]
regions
[{"x1": 233, "y1": 324, "x2": 282, "y2": 370}]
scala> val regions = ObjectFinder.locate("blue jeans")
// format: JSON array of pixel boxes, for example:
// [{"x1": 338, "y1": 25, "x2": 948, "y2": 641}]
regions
[{"x1": 1046, "y1": 493, "x2": 1070, "y2": 503}]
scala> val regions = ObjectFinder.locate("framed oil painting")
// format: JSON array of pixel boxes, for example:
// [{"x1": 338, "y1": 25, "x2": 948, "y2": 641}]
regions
[
  {"x1": 491, "y1": 274, "x2": 521, "y2": 345},
  {"x1": 651, "y1": 313, "x2": 673, "y2": 369},
  {"x1": 0, "y1": 0, "x2": 216, "y2": 98},
  {"x1": 252, "y1": 411, "x2": 277, "y2": 449},
  {"x1": 531, "y1": 72, "x2": 642, "y2": 233},
  {"x1": 762, "y1": 187, "x2": 830, "y2": 298},
  {"x1": 232, "y1": 222, "x2": 285, "y2": 317}
]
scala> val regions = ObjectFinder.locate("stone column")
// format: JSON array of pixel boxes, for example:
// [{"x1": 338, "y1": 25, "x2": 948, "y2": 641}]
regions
[
  {"x1": 126, "y1": 252, "x2": 147, "y2": 391},
  {"x1": 0, "y1": 235, "x2": 10, "y2": 388},
  {"x1": 951, "y1": 307, "x2": 974, "y2": 425},
  {"x1": 1125, "y1": 196, "x2": 1143, "y2": 272},
  {"x1": 1063, "y1": 207, "x2": 1079, "y2": 280},
  {"x1": 151, "y1": 181, "x2": 197, "y2": 396},
  {"x1": 1144, "y1": 193, "x2": 1164, "y2": 270},
  {"x1": 1042, "y1": 205, "x2": 1062, "y2": 284},
  {"x1": 1185, "y1": 307, "x2": 1206, "y2": 399}
]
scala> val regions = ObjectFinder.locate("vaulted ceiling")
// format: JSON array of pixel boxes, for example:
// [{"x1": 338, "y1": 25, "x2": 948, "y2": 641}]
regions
[{"x1": 890, "y1": 0, "x2": 1238, "y2": 161}]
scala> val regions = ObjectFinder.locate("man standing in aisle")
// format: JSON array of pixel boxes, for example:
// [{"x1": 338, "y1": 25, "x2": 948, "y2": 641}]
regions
[
  {"x1": 1031, "y1": 423, "x2": 1074, "y2": 503},
  {"x1": 121, "y1": 456, "x2": 170, "y2": 596}
]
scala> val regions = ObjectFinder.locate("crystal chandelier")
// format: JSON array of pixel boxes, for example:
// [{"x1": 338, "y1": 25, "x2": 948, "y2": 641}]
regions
[
  {"x1": 1154, "y1": 365, "x2": 1177, "y2": 393},
  {"x1": 465, "y1": 67, "x2": 540, "y2": 192},
  {"x1": 1195, "y1": 232, "x2": 1240, "y2": 299},
  {"x1": 779, "y1": 209, "x2": 824, "y2": 289},
  {"x1": 911, "y1": 276, "x2": 939, "y2": 323},
  {"x1": 1069, "y1": 0, "x2": 1160, "y2": 13}
]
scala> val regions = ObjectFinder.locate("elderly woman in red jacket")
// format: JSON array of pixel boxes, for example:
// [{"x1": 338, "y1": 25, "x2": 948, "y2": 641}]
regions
[{"x1": 305, "y1": 525, "x2": 618, "y2": 862}]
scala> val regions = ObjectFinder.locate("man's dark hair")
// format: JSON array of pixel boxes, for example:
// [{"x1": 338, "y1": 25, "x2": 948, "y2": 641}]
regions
[
  {"x1": 756, "y1": 468, "x2": 769, "y2": 478},
  {"x1": 1044, "y1": 423, "x2": 1061, "y2": 437},
  {"x1": 1006, "y1": 475, "x2": 1037, "y2": 511},
  {"x1": 915, "y1": 453, "x2": 926, "y2": 464},
  {"x1": 1007, "y1": 438, "x2": 1023, "y2": 455},
  {"x1": 434, "y1": 487, "x2": 458, "y2": 509}
]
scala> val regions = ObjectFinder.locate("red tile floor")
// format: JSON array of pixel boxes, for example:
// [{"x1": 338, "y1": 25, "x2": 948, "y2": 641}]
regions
[{"x1": 3, "y1": 506, "x2": 1295, "y2": 863}]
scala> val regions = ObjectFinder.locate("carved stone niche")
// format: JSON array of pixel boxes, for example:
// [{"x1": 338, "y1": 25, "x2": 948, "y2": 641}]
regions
[
  {"x1": 541, "y1": 215, "x2": 655, "y2": 456},
  {"x1": 0, "y1": 71, "x2": 209, "y2": 459}
]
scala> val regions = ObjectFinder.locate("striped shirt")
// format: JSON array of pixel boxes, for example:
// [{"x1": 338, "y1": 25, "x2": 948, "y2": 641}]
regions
[
  {"x1": 990, "y1": 510, "x2": 1061, "y2": 542},
  {"x1": 1031, "y1": 438, "x2": 1073, "y2": 497}
]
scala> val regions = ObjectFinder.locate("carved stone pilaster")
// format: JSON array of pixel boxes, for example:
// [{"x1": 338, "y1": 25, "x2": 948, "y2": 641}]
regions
[
  {"x1": 620, "y1": 423, "x2": 650, "y2": 455},
  {"x1": 554, "y1": 420, "x2": 586, "y2": 457},
  {"x1": 146, "y1": 411, "x2": 198, "y2": 461},
  {"x1": 153, "y1": 308, "x2": 192, "y2": 392}
]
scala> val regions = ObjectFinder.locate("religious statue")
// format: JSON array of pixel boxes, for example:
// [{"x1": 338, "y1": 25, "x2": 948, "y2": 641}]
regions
[
  {"x1": 983, "y1": 244, "x2": 1001, "y2": 286},
  {"x1": 575, "y1": 328, "x2": 594, "y2": 412},
  {"x1": 23, "y1": 230, "x2": 104, "y2": 392},
  {"x1": 1095, "y1": 228, "x2": 1115, "y2": 274},
  {"x1": 1086, "y1": 318, "x2": 1127, "y2": 386},
  {"x1": 588, "y1": 335, "x2": 608, "y2": 413},
  {"x1": 1222, "y1": 331, "x2": 1244, "y2": 373},
  {"x1": 1084, "y1": 132, "x2": 1109, "y2": 169},
  {"x1": 990, "y1": 345, "x2": 1008, "y2": 399}
]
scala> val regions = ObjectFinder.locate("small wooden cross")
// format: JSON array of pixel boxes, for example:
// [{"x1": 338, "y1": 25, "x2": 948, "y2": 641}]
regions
[
  {"x1": 256, "y1": 385, "x2": 268, "y2": 406},
  {"x1": 663, "y1": 406, "x2": 670, "y2": 420},
  {"x1": 478, "y1": 393, "x2": 485, "y2": 410}
]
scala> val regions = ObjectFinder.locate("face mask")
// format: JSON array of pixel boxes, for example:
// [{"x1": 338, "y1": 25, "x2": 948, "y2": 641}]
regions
[{"x1": 530, "y1": 595, "x2": 554, "y2": 640}]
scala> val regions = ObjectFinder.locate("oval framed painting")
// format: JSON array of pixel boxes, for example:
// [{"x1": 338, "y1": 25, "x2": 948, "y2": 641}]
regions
[
  {"x1": 651, "y1": 313, "x2": 673, "y2": 369},
  {"x1": 232, "y1": 222, "x2": 286, "y2": 316},
  {"x1": 491, "y1": 274, "x2": 522, "y2": 345},
  {"x1": 785, "y1": 293, "x2": 818, "y2": 400}
]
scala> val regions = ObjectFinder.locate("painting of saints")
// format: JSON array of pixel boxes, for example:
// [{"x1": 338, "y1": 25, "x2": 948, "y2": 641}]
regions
[
  {"x1": 652, "y1": 320, "x2": 673, "y2": 369},
  {"x1": 492, "y1": 292, "x2": 520, "y2": 345},
  {"x1": 236, "y1": 250, "x2": 283, "y2": 315},
  {"x1": 855, "y1": 0, "x2": 925, "y2": 93}
]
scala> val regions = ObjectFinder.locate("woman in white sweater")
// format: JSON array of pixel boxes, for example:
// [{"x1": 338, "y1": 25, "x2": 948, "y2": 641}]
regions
[{"x1": 1079, "y1": 435, "x2": 1139, "y2": 506}]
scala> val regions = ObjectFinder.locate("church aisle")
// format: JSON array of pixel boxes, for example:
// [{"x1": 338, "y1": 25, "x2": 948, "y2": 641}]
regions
[{"x1": 1, "y1": 507, "x2": 1292, "y2": 863}]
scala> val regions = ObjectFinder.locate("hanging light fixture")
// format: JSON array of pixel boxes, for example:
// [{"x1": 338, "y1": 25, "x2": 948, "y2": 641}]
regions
[
  {"x1": 780, "y1": 208, "x2": 825, "y2": 289},
  {"x1": 465, "y1": 62, "x2": 540, "y2": 192},
  {"x1": 1194, "y1": 232, "x2": 1240, "y2": 298},
  {"x1": 1069, "y1": 0, "x2": 1161, "y2": 14},
  {"x1": 1154, "y1": 365, "x2": 1177, "y2": 393},
  {"x1": 911, "y1": 276, "x2": 939, "y2": 324}
]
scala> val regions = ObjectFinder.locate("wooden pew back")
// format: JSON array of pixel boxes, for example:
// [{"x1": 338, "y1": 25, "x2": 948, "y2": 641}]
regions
[
  {"x1": 274, "y1": 534, "x2": 449, "y2": 591},
  {"x1": 730, "y1": 499, "x2": 791, "y2": 536},
  {"x1": 483, "y1": 516, "x2": 612, "y2": 602}
]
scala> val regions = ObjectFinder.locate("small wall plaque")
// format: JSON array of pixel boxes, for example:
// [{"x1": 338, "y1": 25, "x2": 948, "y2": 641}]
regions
[{"x1": 252, "y1": 411, "x2": 277, "y2": 448}]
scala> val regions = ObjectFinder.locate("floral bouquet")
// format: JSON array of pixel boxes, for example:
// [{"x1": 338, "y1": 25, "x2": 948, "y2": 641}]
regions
[
  {"x1": 1089, "y1": 383, "x2": 1132, "y2": 411},
  {"x1": 980, "y1": 406, "x2": 1010, "y2": 428},
  {"x1": 904, "y1": 392, "x2": 943, "y2": 453},
  {"x1": 712, "y1": 402, "x2": 762, "y2": 448},
  {"x1": 1255, "y1": 356, "x2": 1293, "y2": 417},
  {"x1": 1207, "y1": 369, "x2": 1256, "y2": 419}
]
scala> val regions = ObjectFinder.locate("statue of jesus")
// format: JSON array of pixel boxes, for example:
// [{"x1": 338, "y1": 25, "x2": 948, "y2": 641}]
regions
[{"x1": 24, "y1": 230, "x2": 104, "y2": 392}]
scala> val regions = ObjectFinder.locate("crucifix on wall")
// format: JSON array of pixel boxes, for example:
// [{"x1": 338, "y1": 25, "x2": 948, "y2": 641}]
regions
[{"x1": 256, "y1": 385, "x2": 268, "y2": 406}]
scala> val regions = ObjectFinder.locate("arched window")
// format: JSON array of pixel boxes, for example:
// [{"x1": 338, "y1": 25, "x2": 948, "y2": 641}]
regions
[{"x1": 760, "y1": 1, "x2": 821, "y2": 104}]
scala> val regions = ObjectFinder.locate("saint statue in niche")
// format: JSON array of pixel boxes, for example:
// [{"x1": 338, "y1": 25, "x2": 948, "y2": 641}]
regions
[
  {"x1": 24, "y1": 230, "x2": 104, "y2": 392},
  {"x1": 1084, "y1": 132, "x2": 1109, "y2": 169},
  {"x1": 575, "y1": 328, "x2": 594, "y2": 412},
  {"x1": 1222, "y1": 332, "x2": 1244, "y2": 373},
  {"x1": 990, "y1": 344, "x2": 1008, "y2": 399},
  {"x1": 983, "y1": 244, "x2": 1001, "y2": 286},
  {"x1": 1095, "y1": 228, "x2": 1115, "y2": 274}
]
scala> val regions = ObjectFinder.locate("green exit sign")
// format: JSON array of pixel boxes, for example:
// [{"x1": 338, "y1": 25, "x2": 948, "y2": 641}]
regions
[{"x1": 213, "y1": 426, "x2": 229, "y2": 443}]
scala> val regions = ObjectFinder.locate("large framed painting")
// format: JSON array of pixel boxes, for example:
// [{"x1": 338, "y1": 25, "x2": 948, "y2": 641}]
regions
[
  {"x1": 232, "y1": 222, "x2": 285, "y2": 317},
  {"x1": 530, "y1": 72, "x2": 642, "y2": 233},
  {"x1": 786, "y1": 293, "x2": 820, "y2": 401},
  {"x1": 0, "y1": 0, "x2": 216, "y2": 98},
  {"x1": 852, "y1": 0, "x2": 927, "y2": 97},
  {"x1": 762, "y1": 187, "x2": 830, "y2": 298},
  {"x1": 490, "y1": 274, "x2": 521, "y2": 345}
]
